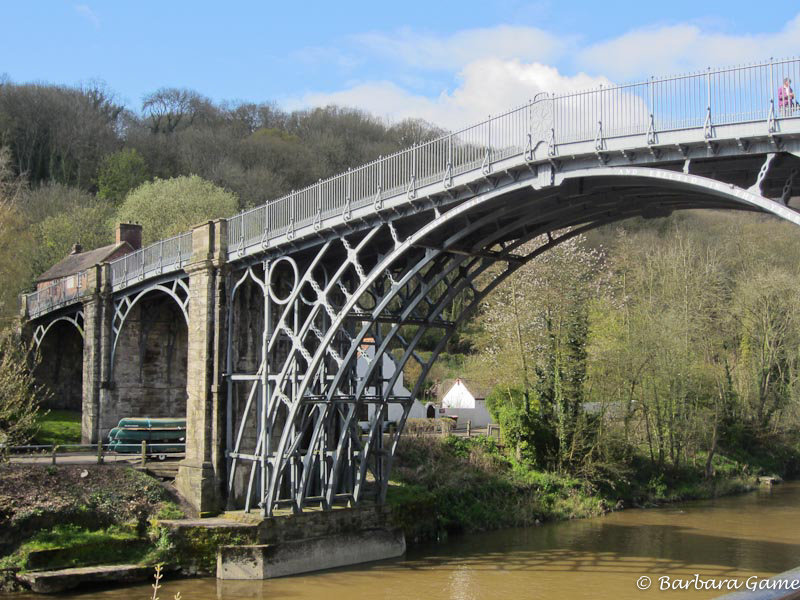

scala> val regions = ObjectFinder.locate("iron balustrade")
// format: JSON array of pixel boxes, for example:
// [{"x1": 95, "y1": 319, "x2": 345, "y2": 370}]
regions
[
  {"x1": 228, "y1": 56, "x2": 800, "y2": 257},
  {"x1": 108, "y1": 231, "x2": 193, "y2": 289},
  {"x1": 25, "y1": 270, "x2": 88, "y2": 318},
  {"x1": 23, "y1": 57, "x2": 800, "y2": 316}
]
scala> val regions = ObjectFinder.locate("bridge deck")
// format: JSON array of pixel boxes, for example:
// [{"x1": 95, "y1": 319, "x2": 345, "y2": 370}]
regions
[{"x1": 23, "y1": 57, "x2": 800, "y2": 319}]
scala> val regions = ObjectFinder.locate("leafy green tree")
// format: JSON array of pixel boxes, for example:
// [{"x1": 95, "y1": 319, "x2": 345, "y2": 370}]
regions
[
  {"x1": 0, "y1": 331, "x2": 46, "y2": 456},
  {"x1": 33, "y1": 204, "x2": 116, "y2": 276},
  {"x1": 485, "y1": 384, "x2": 556, "y2": 467},
  {"x1": 117, "y1": 175, "x2": 238, "y2": 243},
  {"x1": 0, "y1": 147, "x2": 33, "y2": 324},
  {"x1": 20, "y1": 183, "x2": 115, "y2": 277},
  {"x1": 96, "y1": 148, "x2": 149, "y2": 203}
]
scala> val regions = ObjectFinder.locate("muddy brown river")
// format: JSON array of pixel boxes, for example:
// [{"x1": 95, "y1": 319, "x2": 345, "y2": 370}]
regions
[{"x1": 16, "y1": 482, "x2": 800, "y2": 599}]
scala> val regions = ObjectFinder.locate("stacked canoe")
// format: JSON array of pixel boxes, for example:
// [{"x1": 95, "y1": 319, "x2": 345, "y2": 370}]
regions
[{"x1": 107, "y1": 417, "x2": 186, "y2": 455}]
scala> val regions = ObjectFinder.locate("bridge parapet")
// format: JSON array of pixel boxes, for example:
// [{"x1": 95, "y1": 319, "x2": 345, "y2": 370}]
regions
[
  {"x1": 108, "y1": 230, "x2": 193, "y2": 291},
  {"x1": 23, "y1": 270, "x2": 89, "y2": 320},
  {"x1": 226, "y1": 57, "x2": 800, "y2": 260},
  {"x1": 20, "y1": 57, "x2": 800, "y2": 322}
]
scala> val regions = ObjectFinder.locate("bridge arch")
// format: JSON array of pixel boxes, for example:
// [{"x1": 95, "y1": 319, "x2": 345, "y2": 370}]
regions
[
  {"x1": 33, "y1": 312, "x2": 85, "y2": 349},
  {"x1": 110, "y1": 279, "x2": 189, "y2": 372},
  {"x1": 229, "y1": 164, "x2": 800, "y2": 514},
  {"x1": 32, "y1": 311, "x2": 85, "y2": 414},
  {"x1": 103, "y1": 278, "x2": 190, "y2": 440}
]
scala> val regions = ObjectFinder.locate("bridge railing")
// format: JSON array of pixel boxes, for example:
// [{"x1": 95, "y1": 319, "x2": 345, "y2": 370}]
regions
[
  {"x1": 24, "y1": 57, "x2": 800, "y2": 317},
  {"x1": 25, "y1": 270, "x2": 89, "y2": 319},
  {"x1": 108, "y1": 230, "x2": 193, "y2": 289},
  {"x1": 227, "y1": 101, "x2": 533, "y2": 252},
  {"x1": 554, "y1": 58, "x2": 799, "y2": 143},
  {"x1": 227, "y1": 56, "x2": 800, "y2": 258}
]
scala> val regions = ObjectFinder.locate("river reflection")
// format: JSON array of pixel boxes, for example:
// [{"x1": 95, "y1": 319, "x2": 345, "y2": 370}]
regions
[{"x1": 21, "y1": 483, "x2": 800, "y2": 600}]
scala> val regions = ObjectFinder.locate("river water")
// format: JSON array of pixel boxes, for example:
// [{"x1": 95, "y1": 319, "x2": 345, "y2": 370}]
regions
[{"x1": 30, "y1": 482, "x2": 800, "y2": 599}]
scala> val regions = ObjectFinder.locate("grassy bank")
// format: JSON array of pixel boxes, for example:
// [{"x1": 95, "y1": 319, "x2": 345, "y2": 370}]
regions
[
  {"x1": 387, "y1": 434, "x2": 762, "y2": 543},
  {"x1": 0, "y1": 464, "x2": 184, "y2": 576},
  {"x1": 31, "y1": 410, "x2": 81, "y2": 446}
]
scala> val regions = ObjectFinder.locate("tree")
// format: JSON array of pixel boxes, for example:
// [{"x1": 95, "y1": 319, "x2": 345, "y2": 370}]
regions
[
  {"x1": 117, "y1": 175, "x2": 239, "y2": 243},
  {"x1": 0, "y1": 331, "x2": 45, "y2": 456},
  {"x1": 476, "y1": 235, "x2": 604, "y2": 470},
  {"x1": 142, "y1": 88, "x2": 213, "y2": 135},
  {"x1": 0, "y1": 81, "x2": 122, "y2": 188},
  {"x1": 33, "y1": 203, "x2": 116, "y2": 276},
  {"x1": 731, "y1": 267, "x2": 800, "y2": 429},
  {"x1": 587, "y1": 225, "x2": 728, "y2": 469},
  {"x1": 21, "y1": 183, "x2": 115, "y2": 277},
  {"x1": 0, "y1": 147, "x2": 33, "y2": 324},
  {"x1": 96, "y1": 148, "x2": 150, "y2": 203}
]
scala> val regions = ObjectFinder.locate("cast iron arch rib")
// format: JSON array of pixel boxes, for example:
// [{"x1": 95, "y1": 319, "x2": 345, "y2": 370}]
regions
[
  {"x1": 33, "y1": 311, "x2": 85, "y2": 349},
  {"x1": 230, "y1": 165, "x2": 800, "y2": 515}
]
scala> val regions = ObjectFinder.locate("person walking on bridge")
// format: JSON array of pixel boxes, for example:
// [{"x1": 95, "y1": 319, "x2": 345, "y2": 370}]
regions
[{"x1": 779, "y1": 77, "x2": 796, "y2": 115}]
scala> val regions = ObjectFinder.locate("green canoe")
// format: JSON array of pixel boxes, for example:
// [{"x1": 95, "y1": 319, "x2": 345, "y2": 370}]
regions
[
  {"x1": 109, "y1": 428, "x2": 185, "y2": 443},
  {"x1": 116, "y1": 417, "x2": 186, "y2": 429},
  {"x1": 109, "y1": 441, "x2": 185, "y2": 454}
]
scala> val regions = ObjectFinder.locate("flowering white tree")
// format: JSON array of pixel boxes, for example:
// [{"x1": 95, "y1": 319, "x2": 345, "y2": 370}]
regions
[{"x1": 474, "y1": 233, "x2": 606, "y2": 469}]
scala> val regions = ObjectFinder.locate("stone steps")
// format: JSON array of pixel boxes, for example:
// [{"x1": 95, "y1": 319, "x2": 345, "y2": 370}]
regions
[{"x1": 18, "y1": 564, "x2": 156, "y2": 594}]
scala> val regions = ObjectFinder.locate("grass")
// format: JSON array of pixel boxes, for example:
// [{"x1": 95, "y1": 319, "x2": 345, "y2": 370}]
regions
[
  {"x1": 0, "y1": 524, "x2": 148, "y2": 571},
  {"x1": 33, "y1": 410, "x2": 82, "y2": 445}
]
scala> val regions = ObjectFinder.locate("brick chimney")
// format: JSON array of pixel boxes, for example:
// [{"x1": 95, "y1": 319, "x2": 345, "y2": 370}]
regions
[{"x1": 116, "y1": 223, "x2": 142, "y2": 250}]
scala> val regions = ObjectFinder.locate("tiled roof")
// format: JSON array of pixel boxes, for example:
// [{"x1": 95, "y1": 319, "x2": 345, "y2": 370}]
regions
[{"x1": 35, "y1": 242, "x2": 132, "y2": 283}]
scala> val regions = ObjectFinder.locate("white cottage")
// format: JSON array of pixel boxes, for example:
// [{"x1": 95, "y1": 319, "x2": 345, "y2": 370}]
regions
[{"x1": 439, "y1": 378, "x2": 493, "y2": 428}]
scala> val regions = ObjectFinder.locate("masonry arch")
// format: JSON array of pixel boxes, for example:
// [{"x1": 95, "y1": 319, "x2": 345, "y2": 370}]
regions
[
  {"x1": 33, "y1": 312, "x2": 84, "y2": 413},
  {"x1": 103, "y1": 279, "x2": 189, "y2": 439}
]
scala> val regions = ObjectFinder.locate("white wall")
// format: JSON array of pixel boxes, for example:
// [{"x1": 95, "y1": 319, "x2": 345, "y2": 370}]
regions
[
  {"x1": 442, "y1": 379, "x2": 476, "y2": 409},
  {"x1": 438, "y1": 401, "x2": 493, "y2": 428}
]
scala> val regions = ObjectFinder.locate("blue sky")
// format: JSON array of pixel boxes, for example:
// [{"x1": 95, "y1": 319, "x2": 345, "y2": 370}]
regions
[{"x1": 3, "y1": 1, "x2": 799, "y2": 128}]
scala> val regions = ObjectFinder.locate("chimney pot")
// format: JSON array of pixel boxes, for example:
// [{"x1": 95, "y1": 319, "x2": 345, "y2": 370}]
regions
[{"x1": 70, "y1": 243, "x2": 82, "y2": 255}]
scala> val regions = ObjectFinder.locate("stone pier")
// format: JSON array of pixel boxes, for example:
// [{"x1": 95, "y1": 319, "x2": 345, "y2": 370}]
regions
[{"x1": 175, "y1": 219, "x2": 228, "y2": 515}]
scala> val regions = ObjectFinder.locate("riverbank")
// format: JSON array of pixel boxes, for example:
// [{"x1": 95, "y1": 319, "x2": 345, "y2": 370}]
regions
[
  {"x1": 0, "y1": 463, "x2": 184, "y2": 591},
  {"x1": 0, "y1": 434, "x2": 784, "y2": 592},
  {"x1": 386, "y1": 434, "x2": 767, "y2": 543}
]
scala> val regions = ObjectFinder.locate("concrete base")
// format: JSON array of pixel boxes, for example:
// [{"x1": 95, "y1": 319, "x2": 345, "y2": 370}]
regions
[{"x1": 217, "y1": 528, "x2": 406, "y2": 579}]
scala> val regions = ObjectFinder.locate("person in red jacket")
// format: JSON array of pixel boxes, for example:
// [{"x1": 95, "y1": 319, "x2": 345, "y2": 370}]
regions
[{"x1": 779, "y1": 77, "x2": 796, "y2": 115}]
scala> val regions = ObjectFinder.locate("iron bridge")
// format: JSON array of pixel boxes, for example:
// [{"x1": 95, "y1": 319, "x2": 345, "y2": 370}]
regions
[{"x1": 22, "y1": 57, "x2": 800, "y2": 515}]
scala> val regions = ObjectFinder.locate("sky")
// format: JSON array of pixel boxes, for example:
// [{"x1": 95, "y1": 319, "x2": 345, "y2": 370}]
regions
[{"x1": 3, "y1": 1, "x2": 800, "y2": 129}]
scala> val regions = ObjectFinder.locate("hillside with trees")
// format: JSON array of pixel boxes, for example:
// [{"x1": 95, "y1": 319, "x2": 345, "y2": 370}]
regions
[{"x1": 0, "y1": 79, "x2": 441, "y2": 325}]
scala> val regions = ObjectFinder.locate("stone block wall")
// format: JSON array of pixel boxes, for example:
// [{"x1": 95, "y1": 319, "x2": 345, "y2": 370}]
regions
[
  {"x1": 104, "y1": 295, "x2": 188, "y2": 436},
  {"x1": 35, "y1": 321, "x2": 83, "y2": 411},
  {"x1": 257, "y1": 504, "x2": 395, "y2": 545}
]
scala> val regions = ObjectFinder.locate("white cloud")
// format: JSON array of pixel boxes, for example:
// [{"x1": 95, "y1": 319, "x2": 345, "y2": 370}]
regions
[
  {"x1": 74, "y1": 4, "x2": 100, "y2": 29},
  {"x1": 295, "y1": 60, "x2": 609, "y2": 130},
  {"x1": 352, "y1": 26, "x2": 573, "y2": 70},
  {"x1": 577, "y1": 16, "x2": 800, "y2": 80},
  {"x1": 291, "y1": 16, "x2": 800, "y2": 131}
]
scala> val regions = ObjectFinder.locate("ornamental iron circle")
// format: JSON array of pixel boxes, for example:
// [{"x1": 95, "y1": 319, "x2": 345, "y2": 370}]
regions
[{"x1": 268, "y1": 256, "x2": 299, "y2": 305}]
